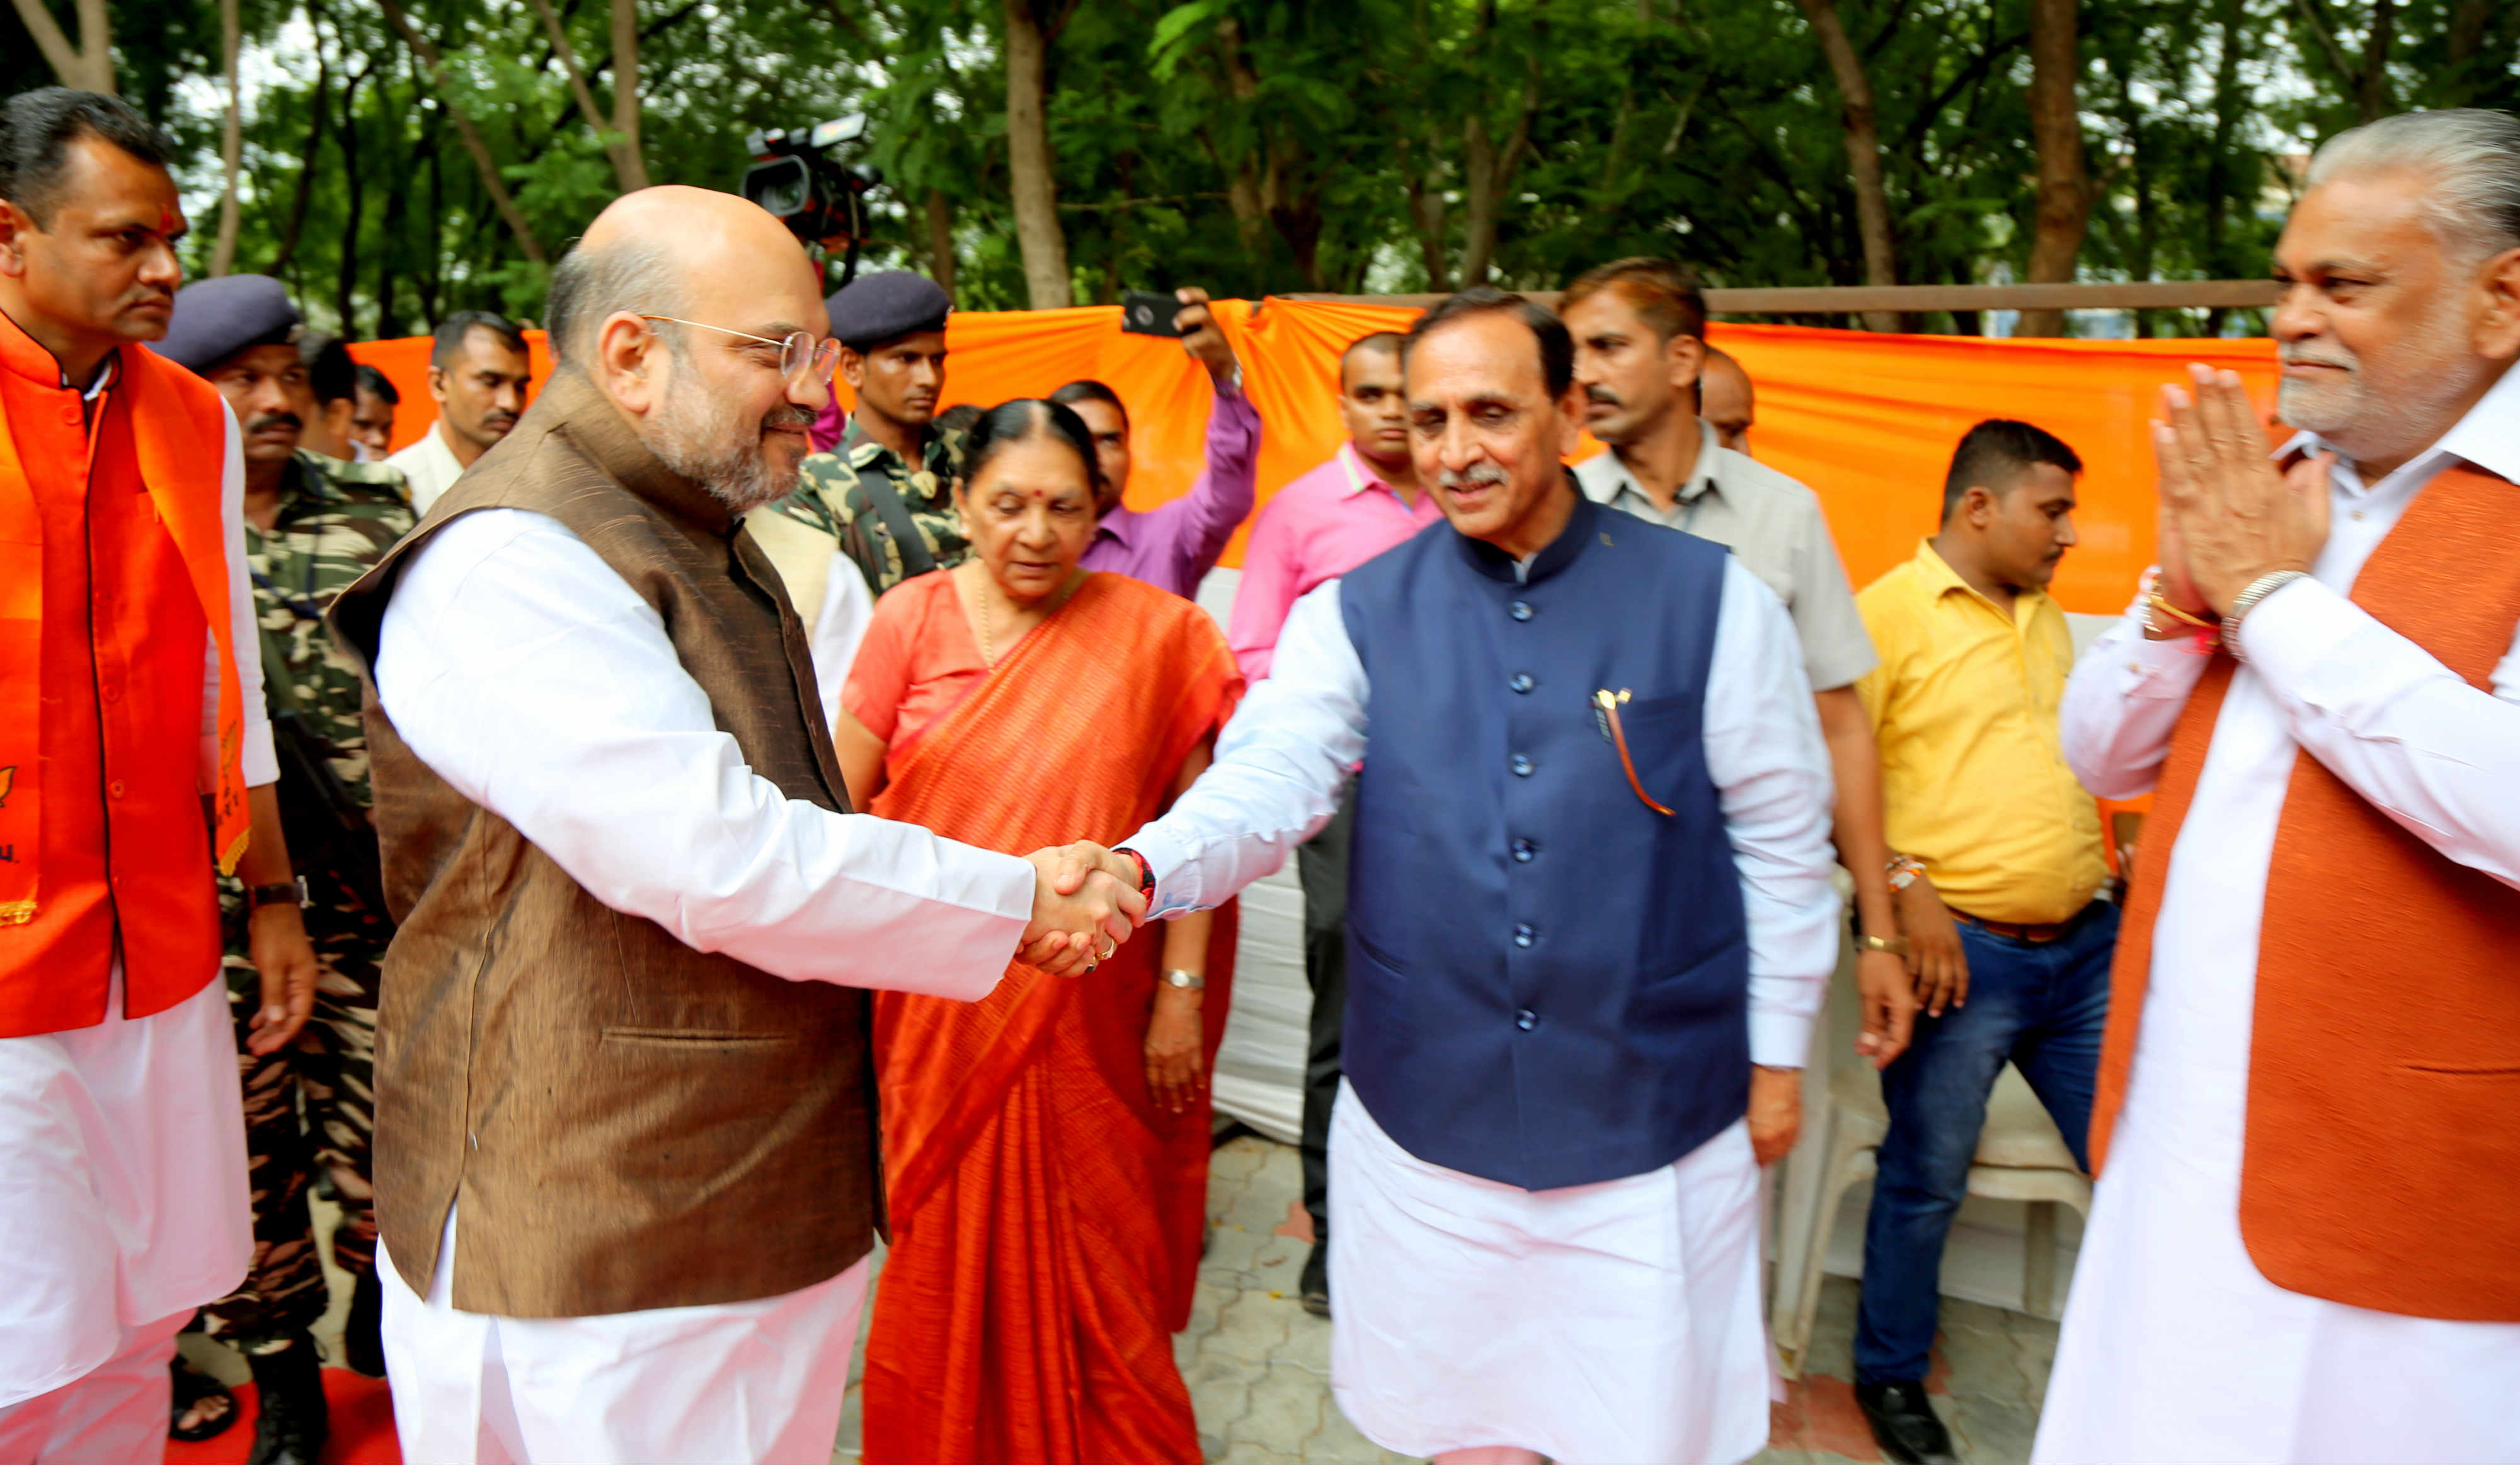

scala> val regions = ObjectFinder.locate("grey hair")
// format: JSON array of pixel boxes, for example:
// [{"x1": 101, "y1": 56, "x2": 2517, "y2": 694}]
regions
[
  {"x1": 544, "y1": 234, "x2": 682, "y2": 367},
  {"x1": 2306, "y1": 108, "x2": 2520, "y2": 265}
]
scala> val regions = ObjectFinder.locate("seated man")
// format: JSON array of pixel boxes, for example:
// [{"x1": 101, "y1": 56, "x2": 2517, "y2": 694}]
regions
[{"x1": 1052, "y1": 287, "x2": 1260, "y2": 598}]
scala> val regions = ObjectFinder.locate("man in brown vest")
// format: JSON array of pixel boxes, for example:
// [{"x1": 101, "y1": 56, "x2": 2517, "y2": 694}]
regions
[
  {"x1": 326, "y1": 187, "x2": 1147, "y2": 1465},
  {"x1": 2036, "y1": 108, "x2": 2520, "y2": 1462}
]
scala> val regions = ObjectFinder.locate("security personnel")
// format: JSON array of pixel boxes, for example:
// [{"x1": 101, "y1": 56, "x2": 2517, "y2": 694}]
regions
[
  {"x1": 754, "y1": 271, "x2": 962, "y2": 712},
  {"x1": 158, "y1": 275, "x2": 414, "y2": 1465}
]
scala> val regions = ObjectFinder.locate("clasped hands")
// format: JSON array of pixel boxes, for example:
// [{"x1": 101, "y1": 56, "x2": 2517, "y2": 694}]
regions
[
  {"x1": 1019, "y1": 842, "x2": 1151, "y2": 976},
  {"x1": 2151, "y1": 363, "x2": 2332, "y2": 624}
]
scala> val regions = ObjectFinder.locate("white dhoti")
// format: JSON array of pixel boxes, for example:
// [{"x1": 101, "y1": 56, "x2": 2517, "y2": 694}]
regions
[
  {"x1": 381, "y1": 1207, "x2": 872, "y2": 1465},
  {"x1": 0, "y1": 969, "x2": 252, "y2": 1464},
  {"x1": 1327, "y1": 1080, "x2": 1772, "y2": 1465}
]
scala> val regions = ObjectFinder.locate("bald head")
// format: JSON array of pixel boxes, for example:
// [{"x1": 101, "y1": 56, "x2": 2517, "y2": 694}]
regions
[
  {"x1": 550, "y1": 186, "x2": 823, "y2": 367},
  {"x1": 550, "y1": 186, "x2": 832, "y2": 513},
  {"x1": 1700, "y1": 346, "x2": 1755, "y2": 455}
]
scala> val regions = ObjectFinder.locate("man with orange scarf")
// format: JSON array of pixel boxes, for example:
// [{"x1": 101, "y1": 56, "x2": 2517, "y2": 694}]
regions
[
  {"x1": 0, "y1": 88, "x2": 317, "y2": 1464},
  {"x1": 2037, "y1": 108, "x2": 2520, "y2": 1462}
]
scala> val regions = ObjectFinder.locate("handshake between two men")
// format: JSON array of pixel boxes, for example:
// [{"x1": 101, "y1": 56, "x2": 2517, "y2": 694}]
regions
[{"x1": 1017, "y1": 843, "x2": 1154, "y2": 976}]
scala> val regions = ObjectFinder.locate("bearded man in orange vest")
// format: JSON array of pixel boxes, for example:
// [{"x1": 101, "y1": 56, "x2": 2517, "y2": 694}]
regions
[
  {"x1": 0, "y1": 88, "x2": 318, "y2": 1464},
  {"x1": 2037, "y1": 108, "x2": 2520, "y2": 1463}
]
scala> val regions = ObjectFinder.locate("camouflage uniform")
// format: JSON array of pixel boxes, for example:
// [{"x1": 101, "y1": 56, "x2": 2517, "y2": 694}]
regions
[
  {"x1": 204, "y1": 450, "x2": 414, "y2": 1351},
  {"x1": 772, "y1": 416, "x2": 970, "y2": 595}
]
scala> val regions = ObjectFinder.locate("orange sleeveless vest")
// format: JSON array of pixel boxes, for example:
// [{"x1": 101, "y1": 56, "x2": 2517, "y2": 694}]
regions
[
  {"x1": 2091, "y1": 462, "x2": 2520, "y2": 1321},
  {"x1": 0, "y1": 311, "x2": 250, "y2": 1037}
]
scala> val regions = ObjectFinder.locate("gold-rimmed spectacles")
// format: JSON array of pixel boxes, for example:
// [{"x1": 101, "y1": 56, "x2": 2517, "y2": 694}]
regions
[{"x1": 636, "y1": 314, "x2": 844, "y2": 388}]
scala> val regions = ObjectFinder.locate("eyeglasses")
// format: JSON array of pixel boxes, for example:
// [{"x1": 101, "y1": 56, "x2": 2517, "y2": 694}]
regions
[{"x1": 636, "y1": 315, "x2": 844, "y2": 390}]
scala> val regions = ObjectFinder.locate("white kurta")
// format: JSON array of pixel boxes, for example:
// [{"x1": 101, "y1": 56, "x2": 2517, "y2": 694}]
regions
[
  {"x1": 1, "y1": 396, "x2": 268, "y2": 1420},
  {"x1": 2036, "y1": 365, "x2": 2520, "y2": 1464},
  {"x1": 1128, "y1": 556, "x2": 1838, "y2": 1464},
  {"x1": 369, "y1": 504, "x2": 1040, "y2": 1461},
  {"x1": 384, "y1": 418, "x2": 466, "y2": 514}
]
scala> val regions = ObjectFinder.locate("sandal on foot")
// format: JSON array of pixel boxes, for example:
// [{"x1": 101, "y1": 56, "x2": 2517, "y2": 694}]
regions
[{"x1": 169, "y1": 1354, "x2": 239, "y2": 1442}]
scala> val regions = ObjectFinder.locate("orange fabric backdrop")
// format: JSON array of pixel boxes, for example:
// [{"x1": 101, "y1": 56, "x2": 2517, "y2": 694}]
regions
[{"x1": 350, "y1": 304, "x2": 2276, "y2": 615}]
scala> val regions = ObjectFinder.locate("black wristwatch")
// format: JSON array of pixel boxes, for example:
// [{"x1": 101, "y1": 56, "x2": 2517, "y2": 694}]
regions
[{"x1": 247, "y1": 877, "x2": 310, "y2": 911}]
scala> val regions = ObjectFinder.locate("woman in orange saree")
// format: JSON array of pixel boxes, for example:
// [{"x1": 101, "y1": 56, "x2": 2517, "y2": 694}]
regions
[{"x1": 833, "y1": 399, "x2": 1243, "y2": 1465}]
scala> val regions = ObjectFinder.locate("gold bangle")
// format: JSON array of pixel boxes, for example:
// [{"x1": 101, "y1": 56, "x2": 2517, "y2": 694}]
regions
[{"x1": 1857, "y1": 933, "x2": 1913, "y2": 957}]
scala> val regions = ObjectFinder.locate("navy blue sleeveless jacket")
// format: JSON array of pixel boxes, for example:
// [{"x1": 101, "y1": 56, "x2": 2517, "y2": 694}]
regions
[{"x1": 1338, "y1": 490, "x2": 1748, "y2": 1191}]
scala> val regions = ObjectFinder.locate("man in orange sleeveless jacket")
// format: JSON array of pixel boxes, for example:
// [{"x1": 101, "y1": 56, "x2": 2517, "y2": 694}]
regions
[
  {"x1": 0, "y1": 89, "x2": 317, "y2": 1464},
  {"x1": 2035, "y1": 108, "x2": 2520, "y2": 1463}
]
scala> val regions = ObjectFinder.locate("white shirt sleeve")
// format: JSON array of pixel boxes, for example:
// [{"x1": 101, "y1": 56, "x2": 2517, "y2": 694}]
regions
[
  {"x1": 1124, "y1": 580, "x2": 1363, "y2": 915},
  {"x1": 1705, "y1": 559, "x2": 1841, "y2": 1068},
  {"x1": 2238, "y1": 577, "x2": 2520, "y2": 889},
  {"x1": 207, "y1": 401, "x2": 280, "y2": 789},
  {"x1": 2059, "y1": 582, "x2": 2214, "y2": 800},
  {"x1": 806, "y1": 549, "x2": 876, "y2": 734},
  {"x1": 372, "y1": 508, "x2": 1035, "y2": 998}
]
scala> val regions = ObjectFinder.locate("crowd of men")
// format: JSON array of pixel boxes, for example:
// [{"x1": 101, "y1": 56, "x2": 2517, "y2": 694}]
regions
[{"x1": 1, "y1": 77, "x2": 2516, "y2": 1465}]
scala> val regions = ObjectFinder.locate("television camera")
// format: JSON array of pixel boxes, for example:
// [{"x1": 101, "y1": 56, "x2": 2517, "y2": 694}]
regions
[{"x1": 741, "y1": 113, "x2": 881, "y2": 287}]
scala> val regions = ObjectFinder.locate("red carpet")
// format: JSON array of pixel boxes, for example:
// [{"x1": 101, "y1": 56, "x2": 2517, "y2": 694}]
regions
[{"x1": 166, "y1": 1368, "x2": 401, "y2": 1465}]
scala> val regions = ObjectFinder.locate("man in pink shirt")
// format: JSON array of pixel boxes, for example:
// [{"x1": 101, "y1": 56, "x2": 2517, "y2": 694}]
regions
[{"x1": 1224, "y1": 330, "x2": 1444, "y2": 1318}]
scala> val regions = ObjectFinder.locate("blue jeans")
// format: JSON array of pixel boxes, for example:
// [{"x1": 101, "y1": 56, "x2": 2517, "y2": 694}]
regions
[{"x1": 1852, "y1": 899, "x2": 2119, "y2": 1384}]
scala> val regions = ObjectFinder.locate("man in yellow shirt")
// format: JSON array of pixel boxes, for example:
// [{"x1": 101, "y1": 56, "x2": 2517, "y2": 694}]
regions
[{"x1": 1848, "y1": 419, "x2": 2111, "y2": 1465}]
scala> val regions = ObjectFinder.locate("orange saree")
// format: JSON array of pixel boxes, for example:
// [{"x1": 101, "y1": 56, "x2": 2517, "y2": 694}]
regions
[{"x1": 857, "y1": 571, "x2": 1242, "y2": 1465}]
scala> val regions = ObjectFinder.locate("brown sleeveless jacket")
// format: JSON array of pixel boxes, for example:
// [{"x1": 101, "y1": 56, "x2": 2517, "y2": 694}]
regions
[
  {"x1": 330, "y1": 372, "x2": 881, "y2": 1318},
  {"x1": 2090, "y1": 461, "x2": 2520, "y2": 1321}
]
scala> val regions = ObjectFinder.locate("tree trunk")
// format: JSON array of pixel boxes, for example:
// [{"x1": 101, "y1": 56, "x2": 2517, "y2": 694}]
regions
[
  {"x1": 2354, "y1": 0, "x2": 2395, "y2": 122},
  {"x1": 2201, "y1": 0, "x2": 2246, "y2": 337},
  {"x1": 209, "y1": 0, "x2": 243, "y2": 277},
  {"x1": 11, "y1": 0, "x2": 114, "y2": 93},
  {"x1": 334, "y1": 65, "x2": 368, "y2": 331},
  {"x1": 377, "y1": 0, "x2": 550, "y2": 265},
  {"x1": 924, "y1": 190, "x2": 957, "y2": 299},
  {"x1": 527, "y1": 0, "x2": 645, "y2": 191},
  {"x1": 608, "y1": 0, "x2": 646, "y2": 189},
  {"x1": 1002, "y1": 0, "x2": 1071, "y2": 309},
  {"x1": 2018, "y1": 0, "x2": 2089, "y2": 338},
  {"x1": 1402, "y1": 162, "x2": 1452, "y2": 293},
  {"x1": 1796, "y1": 0, "x2": 1899, "y2": 331},
  {"x1": 268, "y1": 50, "x2": 329, "y2": 279},
  {"x1": 1457, "y1": 3, "x2": 1540, "y2": 287}
]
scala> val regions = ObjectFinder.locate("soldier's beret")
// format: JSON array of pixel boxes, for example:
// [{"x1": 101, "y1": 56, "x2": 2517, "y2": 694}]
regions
[
  {"x1": 158, "y1": 275, "x2": 302, "y2": 375},
  {"x1": 825, "y1": 271, "x2": 950, "y2": 351}
]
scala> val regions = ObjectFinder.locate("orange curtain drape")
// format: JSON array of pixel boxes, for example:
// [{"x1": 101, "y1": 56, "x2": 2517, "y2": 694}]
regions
[{"x1": 350, "y1": 307, "x2": 2275, "y2": 615}]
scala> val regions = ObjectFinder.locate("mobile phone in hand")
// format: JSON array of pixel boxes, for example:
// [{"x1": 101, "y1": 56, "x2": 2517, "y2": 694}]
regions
[{"x1": 1121, "y1": 290, "x2": 1186, "y2": 338}]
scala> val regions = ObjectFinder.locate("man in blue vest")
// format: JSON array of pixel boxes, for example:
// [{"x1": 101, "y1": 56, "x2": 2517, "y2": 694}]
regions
[{"x1": 1114, "y1": 287, "x2": 1837, "y2": 1465}]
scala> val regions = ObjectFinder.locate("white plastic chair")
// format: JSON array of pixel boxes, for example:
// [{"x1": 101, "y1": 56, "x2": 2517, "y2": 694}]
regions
[{"x1": 1769, "y1": 927, "x2": 2093, "y2": 1379}]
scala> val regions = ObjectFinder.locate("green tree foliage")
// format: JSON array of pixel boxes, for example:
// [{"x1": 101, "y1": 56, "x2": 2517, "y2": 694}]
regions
[{"x1": 4, "y1": 0, "x2": 2512, "y2": 334}]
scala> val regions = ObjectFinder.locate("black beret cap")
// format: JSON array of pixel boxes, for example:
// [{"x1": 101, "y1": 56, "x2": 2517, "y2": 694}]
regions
[
  {"x1": 824, "y1": 271, "x2": 950, "y2": 351},
  {"x1": 157, "y1": 274, "x2": 301, "y2": 374}
]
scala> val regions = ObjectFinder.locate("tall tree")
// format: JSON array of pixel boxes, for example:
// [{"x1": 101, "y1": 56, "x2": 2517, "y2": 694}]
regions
[
  {"x1": 375, "y1": 0, "x2": 550, "y2": 265},
  {"x1": 1004, "y1": 0, "x2": 1072, "y2": 307},
  {"x1": 207, "y1": 0, "x2": 241, "y2": 276},
  {"x1": 12, "y1": 0, "x2": 113, "y2": 92},
  {"x1": 1796, "y1": 0, "x2": 1899, "y2": 331},
  {"x1": 527, "y1": 0, "x2": 649, "y2": 191},
  {"x1": 2018, "y1": 0, "x2": 2090, "y2": 336}
]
